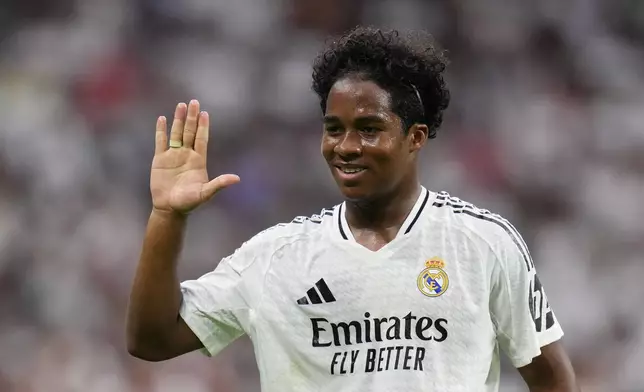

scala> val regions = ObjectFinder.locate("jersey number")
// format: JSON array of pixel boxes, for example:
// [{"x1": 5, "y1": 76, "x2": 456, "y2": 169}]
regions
[{"x1": 529, "y1": 274, "x2": 554, "y2": 332}]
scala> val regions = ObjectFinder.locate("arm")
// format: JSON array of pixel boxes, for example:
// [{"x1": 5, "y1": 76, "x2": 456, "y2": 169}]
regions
[
  {"x1": 487, "y1": 222, "x2": 578, "y2": 391},
  {"x1": 518, "y1": 342, "x2": 579, "y2": 392},
  {"x1": 126, "y1": 100, "x2": 240, "y2": 361},
  {"x1": 126, "y1": 210, "x2": 202, "y2": 361}
]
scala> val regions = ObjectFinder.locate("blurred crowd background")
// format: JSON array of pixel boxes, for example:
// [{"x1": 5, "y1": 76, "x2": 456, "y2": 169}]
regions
[{"x1": 1, "y1": 0, "x2": 643, "y2": 391}]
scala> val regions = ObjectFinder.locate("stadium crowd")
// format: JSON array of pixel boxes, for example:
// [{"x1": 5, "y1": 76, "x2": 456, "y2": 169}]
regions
[{"x1": 1, "y1": 0, "x2": 643, "y2": 391}]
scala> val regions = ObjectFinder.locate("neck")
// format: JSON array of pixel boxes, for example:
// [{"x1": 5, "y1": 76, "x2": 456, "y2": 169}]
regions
[{"x1": 345, "y1": 180, "x2": 422, "y2": 231}]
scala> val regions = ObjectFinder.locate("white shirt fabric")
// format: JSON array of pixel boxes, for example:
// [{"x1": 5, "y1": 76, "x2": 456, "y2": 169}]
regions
[{"x1": 180, "y1": 187, "x2": 564, "y2": 392}]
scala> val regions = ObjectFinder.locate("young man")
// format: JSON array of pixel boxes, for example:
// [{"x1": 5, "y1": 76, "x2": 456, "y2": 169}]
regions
[{"x1": 126, "y1": 27, "x2": 578, "y2": 391}]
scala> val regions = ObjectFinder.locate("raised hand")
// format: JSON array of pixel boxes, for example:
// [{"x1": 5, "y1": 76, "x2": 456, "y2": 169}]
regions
[{"x1": 150, "y1": 100, "x2": 240, "y2": 215}]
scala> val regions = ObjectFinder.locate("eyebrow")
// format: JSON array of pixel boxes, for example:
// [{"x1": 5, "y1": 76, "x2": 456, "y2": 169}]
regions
[{"x1": 323, "y1": 114, "x2": 388, "y2": 124}]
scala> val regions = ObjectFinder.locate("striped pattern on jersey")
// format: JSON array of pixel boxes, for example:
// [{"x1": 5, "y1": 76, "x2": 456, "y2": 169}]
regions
[
  {"x1": 290, "y1": 208, "x2": 334, "y2": 225},
  {"x1": 432, "y1": 192, "x2": 535, "y2": 272},
  {"x1": 432, "y1": 192, "x2": 555, "y2": 332}
]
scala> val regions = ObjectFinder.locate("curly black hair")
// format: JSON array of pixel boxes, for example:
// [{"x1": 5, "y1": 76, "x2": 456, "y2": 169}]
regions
[{"x1": 312, "y1": 26, "x2": 450, "y2": 138}]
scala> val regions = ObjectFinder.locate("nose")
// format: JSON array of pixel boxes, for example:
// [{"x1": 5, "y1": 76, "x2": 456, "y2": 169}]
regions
[{"x1": 334, "y1": 130, "x2": 362, "y2": 158}]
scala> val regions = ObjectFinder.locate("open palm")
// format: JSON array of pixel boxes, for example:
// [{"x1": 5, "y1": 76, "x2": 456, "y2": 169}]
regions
[{"x1": 151, "y1": 100, "x2": 240, "y2": 215}]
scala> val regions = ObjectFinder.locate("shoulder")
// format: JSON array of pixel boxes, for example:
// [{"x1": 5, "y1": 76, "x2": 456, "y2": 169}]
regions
[
  {"x1": 429, "y1": 191, "x2": 530, "y2": 260},
  {"x1": 251, "y1": 206, "x2": 337, "y2": 245},
  {"x1": 227, "y1": 206, "x2": 338, "y2": 270}
]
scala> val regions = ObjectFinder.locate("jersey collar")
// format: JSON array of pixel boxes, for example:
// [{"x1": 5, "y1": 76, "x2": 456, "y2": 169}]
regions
[{"x1": 335, "y1": 186, "x2": 431, "y2": 242}]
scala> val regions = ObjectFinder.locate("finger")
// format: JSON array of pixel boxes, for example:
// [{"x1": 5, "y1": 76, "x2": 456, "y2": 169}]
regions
[
  {"x1": 194, "y1": 111, "x2": 209, "y2": 156},
  {"x1": 183, "y1": 99, "x2": 200, "y2": 149},
  {"x1": 200, "y1": 174, "x2": 241, "y2": 202},
  {"x1": 155, "y1": 116, "x2": 167, "y2": 155},
  {"x1": 169, "y1": 102, "x2": 188, "y2": 145}
]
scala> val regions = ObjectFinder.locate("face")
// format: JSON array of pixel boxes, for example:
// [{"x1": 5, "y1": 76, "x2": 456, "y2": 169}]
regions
[{"x1": 321, "y1": 77, "x2": 428, "y2": 201}]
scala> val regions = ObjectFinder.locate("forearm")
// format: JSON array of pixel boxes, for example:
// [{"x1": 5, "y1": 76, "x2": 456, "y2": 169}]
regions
[{"x1": 126, "y1": 209, "x2": 187, "y2": 354}]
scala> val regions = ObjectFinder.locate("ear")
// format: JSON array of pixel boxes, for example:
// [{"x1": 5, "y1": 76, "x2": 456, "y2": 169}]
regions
[{"x1": 407, "y1": 124, "x2": 429, "y2": 153}]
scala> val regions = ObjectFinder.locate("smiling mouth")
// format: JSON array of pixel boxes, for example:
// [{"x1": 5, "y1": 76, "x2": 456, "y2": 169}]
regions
[{"x1": 337, "y1": 167, "x2": 366, "y2": 174}]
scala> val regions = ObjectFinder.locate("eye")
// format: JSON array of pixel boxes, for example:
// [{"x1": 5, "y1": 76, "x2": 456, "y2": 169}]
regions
[
  {"x1": 360, "y1": 126, "x2": 380, "y2": 134},
  {"x1": 325, "y1": 126, "x2": 343, "y2": 135}
]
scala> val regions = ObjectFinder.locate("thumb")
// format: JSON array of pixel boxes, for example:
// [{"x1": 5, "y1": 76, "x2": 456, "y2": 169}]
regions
[{"x1": 200, "y1": 174, "x2": 241, "y2": 202}]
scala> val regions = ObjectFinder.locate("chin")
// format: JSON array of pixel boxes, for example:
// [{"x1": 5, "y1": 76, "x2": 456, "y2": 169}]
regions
[{"x1": 337, "y1": 183, "x2": 375, "y2": 202}]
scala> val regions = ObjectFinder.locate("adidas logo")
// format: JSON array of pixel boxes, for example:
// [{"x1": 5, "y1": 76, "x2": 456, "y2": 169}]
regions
[{"x1": 297, "y1": 278, "x2": 336, "y2": 305}]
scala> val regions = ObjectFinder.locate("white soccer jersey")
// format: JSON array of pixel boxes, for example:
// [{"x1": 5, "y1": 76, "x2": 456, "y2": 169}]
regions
[{"x1": 180, "y1": 187, "x2": 564, "y2": 392}]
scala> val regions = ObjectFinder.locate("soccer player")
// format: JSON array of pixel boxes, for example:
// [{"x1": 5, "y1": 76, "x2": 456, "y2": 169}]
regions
[{"x1": 126, "y1": 27, "x2": 579, "y2": 391}]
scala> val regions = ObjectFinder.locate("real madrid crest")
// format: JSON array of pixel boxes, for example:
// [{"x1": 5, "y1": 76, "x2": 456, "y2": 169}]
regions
[{"x1": 417, "y1": 258, "x2": 449, "y2": 297}]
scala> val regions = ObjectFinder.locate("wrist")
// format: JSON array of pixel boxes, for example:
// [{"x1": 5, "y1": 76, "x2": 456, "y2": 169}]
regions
[{"x1": 150, "y1": 208, "x2": 189, "y2": 223}]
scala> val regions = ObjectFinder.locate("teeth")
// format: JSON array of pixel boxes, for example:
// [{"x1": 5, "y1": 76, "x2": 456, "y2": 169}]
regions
[{"x1": 341, "y1": 168, "x2": 364, "y2": 174}]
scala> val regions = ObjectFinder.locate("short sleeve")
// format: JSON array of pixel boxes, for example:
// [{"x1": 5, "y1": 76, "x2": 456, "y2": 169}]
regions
[
  {"x1": 489, "y1": 227, "x2": 564, "y2": 368},
  {"x1": 179, "y1": 244, "x2": 257, "y2": 357}
]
